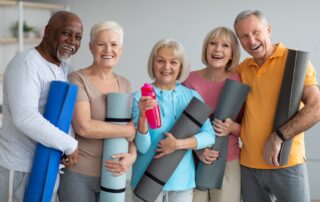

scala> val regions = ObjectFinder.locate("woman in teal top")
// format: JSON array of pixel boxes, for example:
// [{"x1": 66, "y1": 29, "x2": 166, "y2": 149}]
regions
[{"x1": 131, "y1": 39, "x2": 215, "y2": 202}]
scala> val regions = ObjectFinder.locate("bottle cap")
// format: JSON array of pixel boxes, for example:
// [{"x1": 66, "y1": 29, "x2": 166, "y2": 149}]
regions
[{"x1": 142, "y1": 83, "x2": 153, "y2": 90}]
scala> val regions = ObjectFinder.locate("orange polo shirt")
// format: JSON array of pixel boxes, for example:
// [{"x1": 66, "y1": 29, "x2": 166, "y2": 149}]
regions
[{"x1": 237, "y1": 43, "x2": 317, "y2": 169}]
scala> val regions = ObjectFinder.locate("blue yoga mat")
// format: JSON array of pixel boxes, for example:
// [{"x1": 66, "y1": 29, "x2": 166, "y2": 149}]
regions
[
  {"x1": 99, "y1": 93, "x2": 132, "y2": 202},
  {"x1": 24, "y1": 81, "x2": 78, "y2": 202}
]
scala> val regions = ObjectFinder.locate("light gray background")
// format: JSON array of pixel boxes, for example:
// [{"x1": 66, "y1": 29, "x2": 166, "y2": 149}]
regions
[
  {"x1": 1, "y1": 0, "x2": 320, "y2": 200},
  {"x1": 66, "y1": 1, "x2": 320, "y2": 199}
]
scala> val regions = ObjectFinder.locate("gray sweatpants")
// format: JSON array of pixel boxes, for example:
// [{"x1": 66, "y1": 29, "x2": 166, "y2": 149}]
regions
[
  {"x1": 0, "y1": 165, "x2": 59, "y2": 202},
  {"x1": 241, "y1": 164, "x2": 310, "y2": 202},
  {"x1": 58, "y1": 169, "x2": 100, "y2": 202}
]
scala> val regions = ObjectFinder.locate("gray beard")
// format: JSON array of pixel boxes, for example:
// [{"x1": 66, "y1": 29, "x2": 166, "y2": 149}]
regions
[{"x1": 57, "y1": 50, "x2": 71, "y2": 64}]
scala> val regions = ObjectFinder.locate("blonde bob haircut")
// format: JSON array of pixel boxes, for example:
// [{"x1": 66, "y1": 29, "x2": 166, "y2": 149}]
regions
[
  {"x1": 89, "y1": 21, "x2": 124, "y2": 45},
  {"x1": 201, "y1": 27, "x2": 240, "y2": 71},
  {"x1": 147, "y1": 39, "x2": 190, "y2": 82}
]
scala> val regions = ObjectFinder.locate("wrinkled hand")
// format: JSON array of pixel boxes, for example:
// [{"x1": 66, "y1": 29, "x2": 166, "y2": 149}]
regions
[
  {"x1": 196, "y1": 147, "x2": 220, "y2": 164},
  {"x1": 263, "y1": 132, "x2": 282, "y2": 166},
  {"x1": 61, "y1": 147, "x2": 79, "y2": 168},
  {"x1": 105, "y1": 151, "x2": 137, "y2": 176},
  {"x1": 126, "y1": 121, "x2": 136, "y2": 142},
  {"x1": 212, "y1": 118, "x2": 233, "y2": 137},
  {"x1": 154, "y1": 132, "x2": 177, "y2": 159},
  {"x1": 138, "y1": 96, "x2": 158, "y2": 115}
]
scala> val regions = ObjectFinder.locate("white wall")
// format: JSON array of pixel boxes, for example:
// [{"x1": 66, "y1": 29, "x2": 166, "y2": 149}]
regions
[
  {"x1": 64, "y1": 0, "x2": 320, "y2": 89},
  {"x1": 0, "y1": 4, "x2": 55, "y2": 104},
  {"x1": 65, "y1": 0, "x2": 320, "y2": 199}
]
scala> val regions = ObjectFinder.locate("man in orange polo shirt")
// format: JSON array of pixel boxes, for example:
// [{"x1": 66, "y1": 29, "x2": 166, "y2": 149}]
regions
[{"x1": 234, "y1": 10, "x2": 320, "y2": 202}]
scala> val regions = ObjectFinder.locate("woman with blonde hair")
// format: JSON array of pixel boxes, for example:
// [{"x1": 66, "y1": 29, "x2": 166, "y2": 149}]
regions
[
  {"x1": 130, "y1": 39, "x2": 215, "y2": 202},
  {"x1": 184, "y1": 26, "x2": 242, "y2": 202}
]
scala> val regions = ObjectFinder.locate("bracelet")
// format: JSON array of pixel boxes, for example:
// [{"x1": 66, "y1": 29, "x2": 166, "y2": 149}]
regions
[{"x1": 275, "y1": 129, "x2": 286, "y2": 142}]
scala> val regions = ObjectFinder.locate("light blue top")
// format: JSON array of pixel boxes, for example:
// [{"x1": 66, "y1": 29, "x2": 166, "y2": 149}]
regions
[{"x1": 130, "y1": 83, "x2": 215, "y2": 191}]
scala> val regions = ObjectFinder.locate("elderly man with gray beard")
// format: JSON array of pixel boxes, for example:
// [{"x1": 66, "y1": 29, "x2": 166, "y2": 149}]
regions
[{"x1": 0, "y1": 11, "x2": 83, "y2": 202}]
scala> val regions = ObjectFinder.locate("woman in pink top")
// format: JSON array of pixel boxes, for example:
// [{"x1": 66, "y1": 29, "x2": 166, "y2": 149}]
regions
[{"x1": 183, "y1": 27, "x2": 242, "y2": 202}]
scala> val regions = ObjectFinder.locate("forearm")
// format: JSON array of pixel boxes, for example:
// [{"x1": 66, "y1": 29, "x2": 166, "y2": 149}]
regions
[
  {"x1": 194, "y1": 119, "x2": 215, "y2": 149},
  {"x1": 176, "y1": 136, "x2": 197, "y2": 150},
  {"x1": 129, "y1": 141, "x2": 137, "y2": 155},
  {"x1": 128, "y1": 142, "x2": 137, "y2": 164},
  {"x1": 12, "y1": 108, "x2": 77, "y2": 155},
  {"x1": 231, "y1": 122, "x2": 241, "y2": 136},
  {"x1": 134, "y1": 131, "x2": 151, "y2": 153},
  {"x1": 155, "y1": 134, "x2": 198, "y2": 158},
  {"x1": 74, "y1": 119, "x2": 132, "y2": 139},
  {"x1": 279, "y1": 85, "x2": 320, "y2": 139},
  {"x1": 137, "y1": 115, "x2": 148, "y2": 134},
  {"x1": 279, "y1": 104, "x2": 320, "y2": 139}
]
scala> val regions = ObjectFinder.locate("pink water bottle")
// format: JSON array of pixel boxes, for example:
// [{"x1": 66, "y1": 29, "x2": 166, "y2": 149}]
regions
[{"x1": 141, "y1": 83, "x2": 161, "y2": 129}]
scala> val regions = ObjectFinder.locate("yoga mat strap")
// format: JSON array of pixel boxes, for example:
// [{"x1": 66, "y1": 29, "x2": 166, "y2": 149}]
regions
[
  {"x1": 105, "y1": 117, "x2": 131, "y2": 122},
  {"x1": 100, "y1": 186, "x2": 126, "y2": 193},
  {"x1": 145, "y1": 171, "x2": 166, "y2": 186},
  {"x1": 182, "y1": 111, "x2": 202, "y2": 128},
  {"x1": 275, "y1": 129, "x2": 286, "y2": 142}
]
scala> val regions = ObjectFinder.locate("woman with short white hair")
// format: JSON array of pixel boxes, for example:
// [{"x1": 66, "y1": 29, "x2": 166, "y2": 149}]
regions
[{"x1": 58, "y1": 21, "x2": 136, "y2": 202}]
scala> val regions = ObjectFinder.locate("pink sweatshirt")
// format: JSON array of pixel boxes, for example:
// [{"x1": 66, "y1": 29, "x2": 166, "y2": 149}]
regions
[{"x1": 183, "y1": 70, "x2": 241, "y2": 161}]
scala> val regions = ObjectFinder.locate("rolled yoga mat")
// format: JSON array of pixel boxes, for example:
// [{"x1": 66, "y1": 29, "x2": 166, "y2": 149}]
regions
[
  {"x1": 99, "y1": 93, "x2": 132, "y2": 202},
  {"x1": 134, "y1": 97, "x2": 213, "y2": 202},
  {"x1": 24, "y1": 81, "x2": 78, "y2": 202},
  {"x1": 274, "y1": 49, "x2": 308, "y2": 166},
  {"x1": 196, "y1": 79, "x2": 250, "y2": 190}
]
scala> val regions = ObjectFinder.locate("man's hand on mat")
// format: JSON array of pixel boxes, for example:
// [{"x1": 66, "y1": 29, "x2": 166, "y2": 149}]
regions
[
  {"x1": 105, "y1": 152, "x2": 136, "y2": 176},
  {"x1": 197, "y1": 148, "x2": 220, "y2": 164},
  {"x1": 263, "y1": 132, "x2": 282, "y2": 166},
  {"x1": 62, "y1": 147, "x2": 79, "y2": 168}
]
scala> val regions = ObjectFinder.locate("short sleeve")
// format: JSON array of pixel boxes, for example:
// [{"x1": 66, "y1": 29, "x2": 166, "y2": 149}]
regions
[
  {"x1": 68, "y1": 71, "x2": 89, "y2": 102},
  {"x1": 304, "y1": 62, "x2": 318, "y2": 86}
]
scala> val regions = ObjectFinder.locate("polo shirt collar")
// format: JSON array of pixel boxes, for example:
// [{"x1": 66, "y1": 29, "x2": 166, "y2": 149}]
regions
[{"x1": 248, "y1": 43, "x2": 285, "y2": 68}]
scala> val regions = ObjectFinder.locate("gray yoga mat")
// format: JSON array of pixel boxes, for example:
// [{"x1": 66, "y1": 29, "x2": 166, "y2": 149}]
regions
[
  {"x1": 274, "y1": 49, "x2": 308, "y2": 166},
  {"x1": 196, "y1": 79, "x2": 250, "y2": 190},
  {"x1": 99, "y1": 93, "x2": 132, "y2": 202},
  {"x1": 134, "y1": 97, "x2": 213, "y2": 202}
]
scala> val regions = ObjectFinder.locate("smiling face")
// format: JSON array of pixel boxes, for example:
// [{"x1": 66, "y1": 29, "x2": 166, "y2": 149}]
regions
[
  {"x1": 235, "y1": 15, "x2": 274, "y2": 66},
  {"x1": 46, "y1": 13, "x2": 83, "y2": 65},
  {"x1": 206, "y1": 37, "x2": 232, "y2": 70},
  {"x1": 90, "y1": 30, "x2": 122, "y2": 69},
  {"x1": 153, "y1": 47, "x2": 182, "y2": 90}
]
